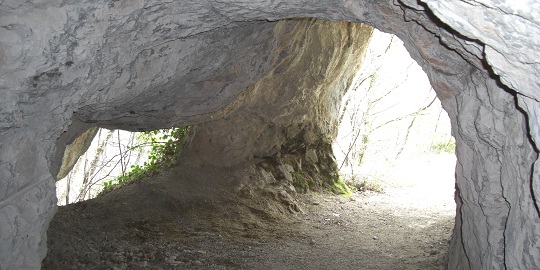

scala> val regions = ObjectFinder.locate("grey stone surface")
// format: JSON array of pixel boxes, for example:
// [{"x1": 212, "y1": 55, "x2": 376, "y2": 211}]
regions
[
  {"x1": 56, "y1": 126, "x2": 98, "y2": 179},
  {"x1": 1, "y1": 0, "x2": 539, "y2": 269},
  {"x1": 182, "y1": 19, "x2": 372, "y2": 169},
  {"x1": 424, "y1": 0, "x2": 540, "y2": 101},
  {"x1": 182, "y1": 19, "x2": 372, "y2": 199}
]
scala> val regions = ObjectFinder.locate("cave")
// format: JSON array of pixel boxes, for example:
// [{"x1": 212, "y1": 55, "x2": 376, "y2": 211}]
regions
[{"x1": 1, "y1": 1, "x2": 539, "y2": 269}]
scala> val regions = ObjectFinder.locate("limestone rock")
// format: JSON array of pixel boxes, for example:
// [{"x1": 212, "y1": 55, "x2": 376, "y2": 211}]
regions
[
  {"x1": 1, "y1": 0, "x2": 540, "y2": 269},
  {"x1": 424, "y1": 0, "x2": 540, "y2": 100},
  {"x1": 182, "y1": 19, "x2": 371, "y2": 200},
  {"x1": 56, "y1": 127, "x2": 98, "y2": 179},
  {"x1": 182, "y1": 19, "x2": 372, "y2": 171}
]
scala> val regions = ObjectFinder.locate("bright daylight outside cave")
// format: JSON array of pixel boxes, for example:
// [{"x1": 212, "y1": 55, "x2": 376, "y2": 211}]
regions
[{"x1": 1, "y1": 1, "x2": 540, "y2": 270}]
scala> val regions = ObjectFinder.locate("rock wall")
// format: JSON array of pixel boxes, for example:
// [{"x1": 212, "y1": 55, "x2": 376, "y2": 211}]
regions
[
  {"x1": 1, "y1": 0, "x2": 539, "y2": 269},
  {"x1": 1, "y1": 5, "x2": 280, "y2": 267},
  {"x1": 183, "y1": 19, "x2": 372, "y2": 193},
  {"x1": 448, "y1": 69, "x2": 539, "y2": 269},
  {"x1": 56, "y1": 126, "x2": 98, "y2": 180}
]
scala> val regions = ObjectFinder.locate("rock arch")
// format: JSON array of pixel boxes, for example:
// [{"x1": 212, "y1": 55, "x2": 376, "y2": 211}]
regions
[{"x1": 1, "y1": 1, "x2": 539, "y2": 269}]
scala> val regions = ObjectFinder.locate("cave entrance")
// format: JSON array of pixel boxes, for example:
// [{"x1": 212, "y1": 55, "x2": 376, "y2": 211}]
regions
[
  {"x1": 333, "y1": 28, "x2": 456, "y2": 224},
  {"x1": 55, "y1": 128, "x2": 151, "y2": 205},
  {"x1": 55, "y1": 127, "x2": 191, "y2": 205},
  {"x1": 48, "y1": 21, "x2": 458, "y2": 269}
]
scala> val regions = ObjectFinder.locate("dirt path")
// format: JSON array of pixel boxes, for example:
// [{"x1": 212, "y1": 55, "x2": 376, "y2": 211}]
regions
[{"x1": 44, "y1": 160, "x2": 455, "y2": 270}]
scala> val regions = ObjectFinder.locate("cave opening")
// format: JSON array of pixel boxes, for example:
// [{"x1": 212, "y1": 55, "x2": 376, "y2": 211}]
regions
[
  {"x1": 45, "y1": 21, "x2": 458, "y2": 269},
  {"x1": 2, "y1": 1, "x2": 539, "y2": 269},
  {"x1": 333, "y1": 28, "x2": 456, "y2": 204},
  {"x1": 55, "y1": 127, "x2": 192, "y2": 205},
  {"x1": 54, "y1": 27, "x2": 458, "y2": 215},
  {"x1": 332, "y1": 28, "x2": 457, "y2": 264},
  {"x1": 334, "y1": 28, "x2": 455, "y2": 186}
]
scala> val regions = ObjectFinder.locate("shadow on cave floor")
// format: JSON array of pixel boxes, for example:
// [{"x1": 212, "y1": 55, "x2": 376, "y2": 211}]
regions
[{"x1": 44, "y1": 160, "x2": 454, "y2": 270}]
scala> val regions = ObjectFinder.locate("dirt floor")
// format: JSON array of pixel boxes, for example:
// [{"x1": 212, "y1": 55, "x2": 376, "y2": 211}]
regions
[{"x1": 43, "y1": 158, "x2": 455, "y2": 270}]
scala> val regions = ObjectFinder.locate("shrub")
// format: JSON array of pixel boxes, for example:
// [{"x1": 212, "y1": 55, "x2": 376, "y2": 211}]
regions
[
  {"x1": 102, "y1": 126, "x2": 191, "y2": 191},
  {"x1": 429, "y1": 138, "x2": 455, "y2": 154},
  {"x1": 331, "y1": 178, "x2": 353, "y2": 197}
]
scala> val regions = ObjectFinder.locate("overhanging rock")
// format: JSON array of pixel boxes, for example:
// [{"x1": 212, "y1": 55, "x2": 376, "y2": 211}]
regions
[{"x1": 1, "y1": 1, "x2": 539, "y2": 269}]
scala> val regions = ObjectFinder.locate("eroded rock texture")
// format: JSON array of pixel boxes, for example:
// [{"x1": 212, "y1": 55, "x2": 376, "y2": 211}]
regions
[
  {"x1": 1, "y1": 0, "x2": 539, "y2": 269},
  {"x1": 56, "y1": 127, "x2": 98, "y2": 180},
  {"x1": 183, "y1": 20, "x2": 372, "y2": 193}
]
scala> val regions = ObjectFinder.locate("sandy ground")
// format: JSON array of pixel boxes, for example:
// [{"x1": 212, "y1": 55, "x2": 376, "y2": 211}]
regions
[{"x1": 44, "y1": 154, "x2": 456, "y2": 270}]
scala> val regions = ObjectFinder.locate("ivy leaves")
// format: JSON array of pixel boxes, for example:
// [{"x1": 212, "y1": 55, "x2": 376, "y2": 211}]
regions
[{"x1": 103, "y1": 127, "x2": 191, "y2": 190}]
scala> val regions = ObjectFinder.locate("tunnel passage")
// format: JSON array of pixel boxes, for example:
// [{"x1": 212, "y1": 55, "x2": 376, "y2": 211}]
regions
[
  {"x1": 1, "y1": 1, "x2": 540, "y2": 269},
  {"x1": 48, "y1": 21, "x2": 458, "y2": 270},
  {"x1": 55, "y1": 19, "x2": 375, "y2": 202}
]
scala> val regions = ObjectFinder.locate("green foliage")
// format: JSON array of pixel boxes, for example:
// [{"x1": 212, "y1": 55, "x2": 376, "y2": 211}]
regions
[
  {"x1": 292, "y1": 170, "x2": 353, "y2": 196},
  {"x1": 103, "y1": 127, "x2": 191, "y2": 191},
  {"x1": 135, "y1": 127, "x2": 191, "y2": 166},
  {"x1": 330, "y1": 178, "x2": 353, "y2": 197},
  {"x1": 292, "y1": 172, "x2": 310, "y2": 193},
  {"x1": 292, "y1": 170, "x2": 326, "y2": 193},
  {"x1": 429, "y1": 138, "x2": 455, "y2": 154}
]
